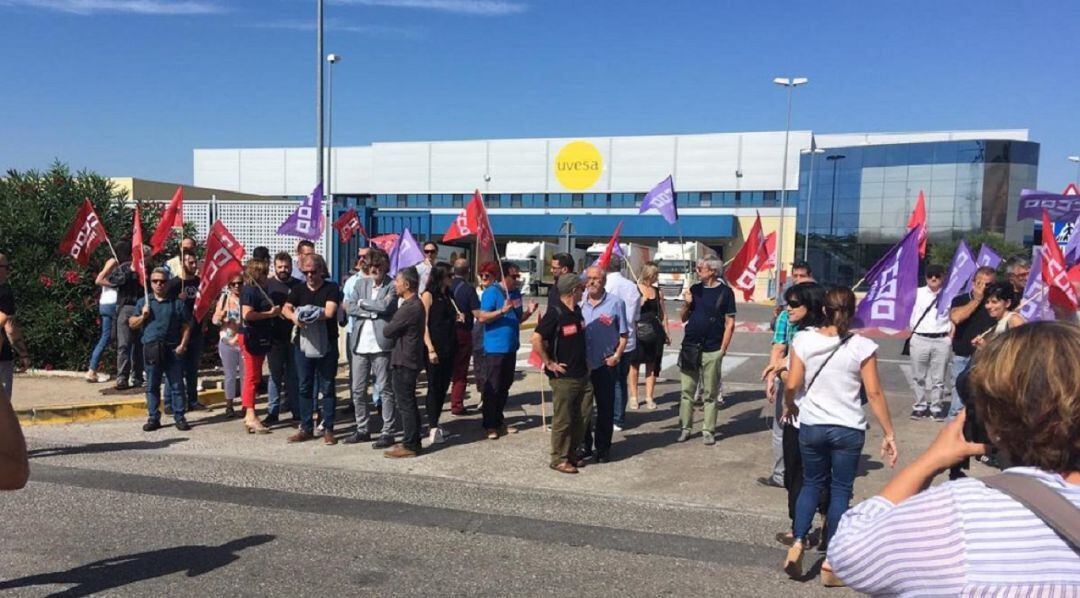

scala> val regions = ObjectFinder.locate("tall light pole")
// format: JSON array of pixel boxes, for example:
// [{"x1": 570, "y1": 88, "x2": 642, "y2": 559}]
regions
[
  {"x1": 1069, "y1": 156, "x2": 1080, "y2": 185},
  {"x1": 316, "y1": 0, "x2": 325, "y2": 190},
  {"x1": 801, "y1": 146, "x2": 825, "y2": 261},
  {"x1": 327, "y1": 53, "x2": 341, "y2": 197},
  {"x1": 772, "y1": 76, "x2": 808, "y2": 300}
]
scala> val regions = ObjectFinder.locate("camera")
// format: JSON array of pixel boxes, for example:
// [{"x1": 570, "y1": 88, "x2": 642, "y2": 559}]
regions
[{"x1": 949, "y1": 361, "x2": 998, "y2": 478}]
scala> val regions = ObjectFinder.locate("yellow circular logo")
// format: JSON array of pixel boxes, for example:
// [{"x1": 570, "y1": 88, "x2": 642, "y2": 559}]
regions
[{"x1": 554, "y1": 141, "x2": 603, "y2": 190}]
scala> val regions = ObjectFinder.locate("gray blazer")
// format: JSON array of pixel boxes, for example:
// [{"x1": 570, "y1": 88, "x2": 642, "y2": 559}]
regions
[{"x1": 344, "y1": 274, "x2": 398, "y2": 353}]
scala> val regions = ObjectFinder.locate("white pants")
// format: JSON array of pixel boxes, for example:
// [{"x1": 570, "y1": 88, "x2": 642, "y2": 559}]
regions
[
  {"x1": 218, "y1": 339, "x2": 244, "y2": 406},
  {"x1": 909, "y1": 334, "x2": 951, "y2": 413}
]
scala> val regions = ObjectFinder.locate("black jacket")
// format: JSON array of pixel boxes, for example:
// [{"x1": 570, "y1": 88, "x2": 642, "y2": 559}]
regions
[{"x1": 383, "y1": 296, "x2": 425, "y2": 370}]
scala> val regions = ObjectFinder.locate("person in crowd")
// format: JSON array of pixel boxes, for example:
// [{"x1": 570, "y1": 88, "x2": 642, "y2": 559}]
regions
[
  {"x1": 166, "y1": 251, "x2": 205, "y2": 412},
  {"x1": 908, "y1": 264, "x2": 953, "y2": 422},
  {"x1": 421, "y1": 262, "x2": 459, "y2": 445},
  {"x1": 772, "y1": 261, "x2": 814, "y2": 321},
  {"x1": 1004, "y1": 254, "x2": 1031, "y2": 295},
  {"x1": 164, "y1": 236, "x2": 197, "y2": 280},
  {"x1": 781, "y1": 286, "x2": 899, "y2": 582},
  {"x1": 113, "y1": 241, "x2": 145, "y2": 391},
  {"x1": 212, "y1": 273, "x2": 245, "y2": 418},
  {"x1": 264, "y1": 252, "x2": 301, "y2": 424},
  {"x1": 677, "y1": 256, "x2": 736, "y2": 445},
  {"x1": 947, "y1": 266, "x2": 997, "y2": 417},
  {"x1": 418, "y1": 242, "x2": 438, "y2": 294},
  {"x1": 628, "y1": 261, "x2": 667, "y2": 411},
  {"x1": 449, "y1": 258, "x2": 480, "y2": 416},
  {"x1": 343, "y1": 249, "x2": 398, "y2": 447},
  {"x1": 604, "y1": 255, "x2": 640, "y2": 432},
  {"x1": 238, "y1": 260, "x2": 278, "y2": 434},
  {"x1": 0, "y1": 254, "x2": 28, "y2": 397},
  {"x1": 972, "y1": 281, "x2": 1025, "y2": 349},
  {"x1": 284, "y1": 254, "x2": 340, "y2": 445},
  {"x1": 475, "y1": 262, "x2": 539, "y2": 439},
  {"x1": 339, "y1": 248, "x2": 369, "y2": 416},
  {"x1": 532, "y1": 274, "x2": 590, "y2": 474},
  {"x1": 382, "y1": 267, "x2": 426, "y2": 458},
  {"x1": 547, "y1": 252, "x2": 575, "y2": 306},
  {"x1": 828, "y1": 321, "x2": 1080, "y2": 595},
  {"x1": 0, "y1": 386, "x2": 28, "y2": 491},
  {"x1": 471, "y1": 262, "x2": 499, "y2": 401},
  {"x1": 580, "y1": 266, "x2": 628, "y2": 463},
  {"x1": 86, "y1": 256, "x2": 120, "y2": 383},
  {"x1": 290, "y1": 240, "x2": 316, "y2": 280},
  {"x1": 129, "y1": 267, "x2": 192, "y2": 432},
  {"x1": 251, "y1": 246, "x2": 271, "y2": 264}
]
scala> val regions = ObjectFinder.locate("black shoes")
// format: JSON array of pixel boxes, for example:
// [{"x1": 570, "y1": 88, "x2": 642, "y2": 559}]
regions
[
  {"x1": 261, "y1": 413, "x2": 280, "y2": 426},
  {"x1": 343, "y1": 431, "x2": 371, "y2": 445},
  {"x1": 756, "y1": 476, "x2": 784, "y2": 489},
  {"x1": 910, "y1": 408, "x2": 930, "y2": 420},
  {"x1": 371, "y1": 435, "x2": 395, "y2": 449},
  {"x1": 187, "y1": 402, "x2": 207, "y2": 412},
  {"x1": 175, "y1": 419, "x2": 192, "y2": 431},
  {"x1": 142, "y1": 419, "x2": 161, "y2": 432},
  {"x1": 595, "y1": 450, "x2": 611, "y2": 464},
  {"x1": 115, "y1": 380, "x2": 131, "y2": 391}
]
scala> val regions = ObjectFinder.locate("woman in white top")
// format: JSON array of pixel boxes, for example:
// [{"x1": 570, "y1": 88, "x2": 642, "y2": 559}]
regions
[
  {"x1": 87, "y1": 258, "x2": 120, "y2": 382},
  {"x1": 828, "y1": 321, "x2": 1080, "y2": 596},
  {"x1": 212, "y1": 274, "x2": 245, "y2": 418},
  {"x1": 973, "y1": 282, "x2": 1025, "y2": 350},
  {"x1": 782, "y1": 286, "x2": 898, "y2": 585}
]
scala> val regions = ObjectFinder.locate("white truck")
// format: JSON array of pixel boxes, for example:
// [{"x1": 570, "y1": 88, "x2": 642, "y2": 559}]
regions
[
  {"x1": 505, "y1": 241, "x2": 560, "y2": 295},
  {"x1": 585, "y1": 242, "x2": 654, "y2": 279},
  {"x1": 655, "y1": 241, "x2": 715, "y2": 300}
]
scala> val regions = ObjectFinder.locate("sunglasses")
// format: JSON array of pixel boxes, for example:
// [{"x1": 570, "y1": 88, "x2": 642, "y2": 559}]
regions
[
  {"x1": 926, "y1": 275, "x2": 941, "y2": 280},
  {"x1": 424, "y1": 249, "x2": 437, "y2": 254},
  {"x1": 229, "y1": 282, "x2": 243, "y2": 287},
  {"x1": 302, "y1": 270, "x2": 320, "y2": 276},
  {"x1": 786, "y1": 300, "x2": 803, "y2": 308},
  {"x1": 480, "y1": 273, "x2": 493, "y2": 279},
  {"x1": 151, "y1": 279, "x2": 167, "y2": 284}
]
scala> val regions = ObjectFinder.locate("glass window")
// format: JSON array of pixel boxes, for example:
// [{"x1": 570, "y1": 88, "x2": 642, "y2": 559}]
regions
[
  {"x1": 763, "y1": 191, "x2": 776, "y2": 206},
  {"x1": 700, "y1": 192, "x2": 712, "y2": 207},
  {"x1": 571, "y1": 194, "x2": 583, "y2": 207},
  {"x1": 634, "y1": 193, "x2": 644, "y2": 207},
  {"x1": 511, "y1": 194, "x2": 522, "y2": 208},
  {"x1": 396, "y1": 194, "x2": 407, "y2": 208},
  {"x1": 453, "y1": 194, "x2": 463, "y2": 207}
]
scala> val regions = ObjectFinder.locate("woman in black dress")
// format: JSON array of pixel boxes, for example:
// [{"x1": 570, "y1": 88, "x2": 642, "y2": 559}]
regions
[
  {"x1": 421, "y1": 262, "x2": 459, "y2": 444},
  {"x1": 629, "y1": 262, "x2": 668, "y2": 410}
]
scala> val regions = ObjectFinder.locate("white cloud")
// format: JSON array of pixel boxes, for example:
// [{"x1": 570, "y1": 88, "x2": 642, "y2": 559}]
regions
[
  {"x1": 254, "y1": 18, "x2": 423, "y2": 40},
  {"x1": 0, "y1": 0, "x2": 224, "y2": 15},
  {"x1": 330, "y1": 0, "x2": 526, "y2": 17}
]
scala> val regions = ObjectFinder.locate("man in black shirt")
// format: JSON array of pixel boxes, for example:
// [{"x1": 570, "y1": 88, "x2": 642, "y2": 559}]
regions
[
  {"x1": 449, "y1": 258, "x2": 481, "y2": 416},
  {"x1": 947, "y1": 266, "x2": 997, "y2": 417},
  {"x1": 265, "y1": 252, "x2": 302, "y2": 423},
  {"x1": 546, "y1": 252, "x2": 575, "y2": 306},
  {"x1": 166, "y1": 252, "x2": 204, "y2": 411},
  {"x1": 532, "y1": 274, "x2": 590, "y2": 474},
  {"x1": 383, "y1": 267, "x2": 426, "y2": 458}
]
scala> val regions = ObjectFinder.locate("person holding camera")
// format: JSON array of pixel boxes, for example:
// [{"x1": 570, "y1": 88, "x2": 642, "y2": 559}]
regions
[
  {"x1": 947, "y1": 266, "x2": 997, "y2": 417},
  {"x1": 827, "y1": 321, "x2": 1080, "y2": 595}
]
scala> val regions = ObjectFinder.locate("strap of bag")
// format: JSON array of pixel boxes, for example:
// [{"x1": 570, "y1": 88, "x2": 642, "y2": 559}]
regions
[
  {"x1": 910, "y1": 295, "x2": 939, "y2": 333},
  {"x1": 805, "y1": 333, "x2": 853, "y2": 394},
  {"x1": 982, "y1": 473, "x2": 1080, "y2": 550}
]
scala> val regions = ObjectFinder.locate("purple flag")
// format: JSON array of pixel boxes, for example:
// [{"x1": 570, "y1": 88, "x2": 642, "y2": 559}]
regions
[
  {"x1": 937, "y1": 240, "x2": 977, "y2": 318},
  {"x1": 962, "y1": 244, "x2": 1003, "y2": 293},
  {"x1": 388, "y1": 227, "x2": 424, "y2": 276},
  {"x1": 1062, "y1": 215, "x2": 1080, "y2": 267},
  {"x1": 638, "y1": 175, "x2": 677, "y2": 224},
  {"x1": 277, "y1": 183, "x2": 325, "y2": 241},
  {"x1": 855, "y1": 227, "x2": 920, "y2": 330},
  {"x1": 1019, "y1": 247, "x2": 1055, "y2": 322},
  {"x1": 1016, "y1": 189, "x2": 1080, "y2": 221}
]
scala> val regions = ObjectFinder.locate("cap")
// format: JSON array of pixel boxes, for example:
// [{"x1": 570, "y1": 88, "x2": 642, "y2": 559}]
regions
[{"x1": 556, "y1": 273, "x2": 581, "y2": 296}]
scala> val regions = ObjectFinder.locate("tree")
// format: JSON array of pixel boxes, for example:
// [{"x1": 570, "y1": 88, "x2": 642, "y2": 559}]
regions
[{"x1": 927, "y1": 231, "x2": 1026, "y2": 272}]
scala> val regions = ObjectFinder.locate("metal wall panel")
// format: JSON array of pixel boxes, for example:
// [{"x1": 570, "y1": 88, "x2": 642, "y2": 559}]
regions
[
  {"x1": 372, "y1": 142, "x2": 430, "y2": 193},
  {"x1": 193, "y1": 149, "x2": 240, "y2": 190},
  {"x1": 673, "y1": 133, "x2": 742, "y2": 191},
  {"x1": 609, "y1": 135, "x2": 676, "y2": 192},
  {"x1": 430, "y1": 140, "x2": 487, "y2": 193},
  {"x1": 332, "y1": 146, "x2": 372, "y2": 195},
  {"x1": 283, "y1": 148, "x2": 317, "y2": 196},
  {"x1": 486, "y1": 138, "x2": 548, "y2": 193},
  {"x1": 238, "y1": 149, "x2": 286, "y2": 197}
]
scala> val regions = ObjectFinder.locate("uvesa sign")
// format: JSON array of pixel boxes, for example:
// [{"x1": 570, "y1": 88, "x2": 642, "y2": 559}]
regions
[{"x1": 554, "y1": 141, "x2": 603, "y2": 190}]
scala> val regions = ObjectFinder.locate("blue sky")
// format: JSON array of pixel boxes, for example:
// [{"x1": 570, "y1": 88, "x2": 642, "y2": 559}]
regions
[{"x1": 2, "y1": 0, "x2": 1078, "y2": 190}]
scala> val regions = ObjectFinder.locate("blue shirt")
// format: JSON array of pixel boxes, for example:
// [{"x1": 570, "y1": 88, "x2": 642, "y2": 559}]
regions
[
  {"x1": 133, "y1": 295, "x2": 189, "y2": 344},
  {"x1": 480, "y1": 285, "x2": 522, "y2": 353},
  {"x1": 581, "y1": 292, "x2": 628, "y2": 370},
  {"x1": 772, "y1": 310, "x2": 797, "y2": 346}
]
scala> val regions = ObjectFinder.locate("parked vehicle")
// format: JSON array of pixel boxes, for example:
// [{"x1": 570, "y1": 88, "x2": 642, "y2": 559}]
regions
[
  {"x1": 585, "y1": 242, "x2": 654, "y2": 280},
  {"x1": 505, "y1": 241, "x2": 560, "y2": 295},
  {"x1": 655, "y1": 241, "x2": 715, "y2": 300}
]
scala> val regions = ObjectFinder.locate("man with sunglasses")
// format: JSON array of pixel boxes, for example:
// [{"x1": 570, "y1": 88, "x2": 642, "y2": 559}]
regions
[
  {"x1": 418, "y1": 243, "x2": 438, "y2": 296},
  {"x1": 129, "y1": 267, "x2": 192, "y2": 431},
  {"x1": 908, "y1": 264, "x2": 952, "y2": 421},
  {"x1": 166, "y1": 251, "x2": 205, "y2": 413},
  {"x1": 1003, "y1": 255, "x2": 1031, "y2": 295},
  {"x1": 0, "y1": 254, "x2": 29, "y2": 397}
]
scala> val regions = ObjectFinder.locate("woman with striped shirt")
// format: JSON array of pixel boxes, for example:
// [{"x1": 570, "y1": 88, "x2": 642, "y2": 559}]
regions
[{"x1": 828, "y1": 321, "x2": 1080, "y2": 595}]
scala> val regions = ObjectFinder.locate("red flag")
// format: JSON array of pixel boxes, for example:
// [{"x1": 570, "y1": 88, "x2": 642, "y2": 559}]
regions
[
  {"x1": 906, "y1": 191, "x2": 928, "y2": 259},
  {"x1": 1040, "y1": 209, "x2": 1078, "y2": 311},
  {"x1": 597, "y1": 221, "x2": 625, "y2": 271},
  {"x1": 369, "y1": 234, "x2": 399, "y2": 253},
  {"x1": 193, "y1": 221, "x2": 246, "y2": 323},
  {"x1": 59, "y1": 198, "x2": 109, "y2": 266},
  {"x1": 757, "y1": 231, "x2": 777, "y2": 272},
  {"x1": 444, "y1": 190, "x2": 497, "y2": 265},
  {"x1": 150, "y1": 186, "x2": 184, "y2": 256},
  {"x1": 332, "y1": 208, "x2": 366, "y2": 243},
  {"x1": 131, "y1": 205, "x2": 147, "y2": 288},
  {"x1": 725, "y1": 214, "x2": 764, "y2": 301}
]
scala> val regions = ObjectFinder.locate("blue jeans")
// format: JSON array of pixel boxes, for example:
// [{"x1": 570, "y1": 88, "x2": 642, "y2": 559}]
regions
[
  {"x1": 295, "y1": 345, "x2": 338, "y2": 434},
  {"x1": 793, "y1": 424, "x2": 865, "y2": 546},
  {"x1": 267, "y1": 340, "x2": 298, "y2": 417},
  {"x1": 89, "y1": 303, "x2": 117, "y2": 372},
  {"x1": 145, "y1": 348, "x2": 186, "y2": 423},
  {"x1": 611, "y1": 352, "x2": 631, "y2": 427},
  {"x1": 948, "y1": 354, "x2": 971, "y2": 417},
  {"x1": 177, "y1": 327, "x2": 203, "y2": 408}
]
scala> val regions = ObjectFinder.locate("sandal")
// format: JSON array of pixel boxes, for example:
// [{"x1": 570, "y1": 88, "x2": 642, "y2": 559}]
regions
[
  {"x1": 644, "y1": 398, "x2": 657, "y2": 410},
  {"x1": 783, "y1": 541, "x2": 805, "y2": 578},
  {"x1": 820, "y1": 562, "x2": 844, "y2": 587},
  {"x1": 245, "y1": 421, "x2": 271, "y2": 435}
]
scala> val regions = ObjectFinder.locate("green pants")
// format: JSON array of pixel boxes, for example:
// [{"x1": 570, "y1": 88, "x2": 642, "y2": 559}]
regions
[
  {"x1": 548, "y1": 376, "x2": 593, "y2": 467},
  {"x1": 679, "y1": 349, "x2": 723, "y2": 433}
]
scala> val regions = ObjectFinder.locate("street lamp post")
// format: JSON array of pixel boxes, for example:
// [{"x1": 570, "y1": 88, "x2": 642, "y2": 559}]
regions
[
  {"x1": 327, "y1": 53, "x2": 341, "y2": 197},
  {"x1": 1069, "y1": 156, "x2": 1080, "y2": 185},
  {"x1": 316, "y1": 0, "x2": 324, "y2": 189},
  {"x1": 801, "y1": 147, "x2": 825, "y2": 261},
  {"x1": 772, "y1": 76, "x2": 808, "y2": 300}
]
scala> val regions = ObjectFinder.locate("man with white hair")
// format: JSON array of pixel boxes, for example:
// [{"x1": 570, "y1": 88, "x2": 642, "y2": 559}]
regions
[{"x1": 603, "y1": 254, "x2": 640, "y2": 432}]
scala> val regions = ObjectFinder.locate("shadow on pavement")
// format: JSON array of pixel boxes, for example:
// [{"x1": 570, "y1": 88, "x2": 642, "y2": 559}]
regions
[
  {"x1": 0, "y1": 535, "x2": 275, "y2": 597},
  {"x1": 28, "y1": 438, "x2": 189, "y2": 458}
]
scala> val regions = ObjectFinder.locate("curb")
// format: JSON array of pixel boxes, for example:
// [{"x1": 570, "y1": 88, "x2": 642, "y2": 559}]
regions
[{"x1": 17, "y1": 387, "x2": 230, "y2": 426}]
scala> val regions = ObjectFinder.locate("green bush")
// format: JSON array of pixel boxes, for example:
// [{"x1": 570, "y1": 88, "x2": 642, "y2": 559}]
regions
[
  {"x1": 0, "y1": 162, "x2": 182, "y2": 371},
  {"x1": 927, "y1": 232, "x2": 1026, "y2": 274}
]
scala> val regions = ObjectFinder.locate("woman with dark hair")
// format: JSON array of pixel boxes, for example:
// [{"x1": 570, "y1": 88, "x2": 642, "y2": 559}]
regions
[
  {"x1": 238, "y1": 259, "x2": 279, "y2": 434},
  {"x1": 421, "y1": 262, "x2": 459, "y2": 444},
  {"x1": 972, "y1": 282, "x2": 1025, "y2": 350},
  {"x1": 828, "y1": 321, "x2": 1080, "y2": 595},
  {"x1": 782, "y1": 286, "x2": 898, "y2": 584}
]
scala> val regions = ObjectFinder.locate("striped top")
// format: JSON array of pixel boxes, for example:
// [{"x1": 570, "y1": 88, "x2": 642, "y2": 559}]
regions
[{"x1": 828, "y1": 467, "x2": 1080, "y2": 597}]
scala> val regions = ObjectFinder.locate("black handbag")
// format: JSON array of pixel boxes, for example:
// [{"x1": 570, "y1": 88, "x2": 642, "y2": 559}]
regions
[
  {"x1": 902, "y1": 296, "x2": 939, "y2": 356},
  {"x1": 636, "y1": 316, "x2": 660, "y2": 344},
  {"x1": 142, "y1": 340, "x2": 167, "y2": 367},
  {"x1": 677, "y1": 285, "x2": 729, "y2": 371}
]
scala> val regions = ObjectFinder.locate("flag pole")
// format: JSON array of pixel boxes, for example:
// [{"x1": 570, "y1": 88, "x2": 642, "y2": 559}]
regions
[{"x1": 103, "y1": 236, "x2": 120, "y2": 264}]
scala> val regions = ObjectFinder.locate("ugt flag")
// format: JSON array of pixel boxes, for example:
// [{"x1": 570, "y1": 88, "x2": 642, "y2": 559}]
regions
[
  {"x1": 150, "y1": 186, "x2": 184, "y2": 256},
  {"x1": 855, "y1": 226, "x2": 920, "y2": 330},
  {"x1": 278, "y1": 183, "x2": 325, "y2": 241},
  {"x1": 389, "y1": 228, "x2": 425, "y2": 276},
  {"x1": 59, "y1": 198, "x2": 109, "y2": 267},
  {"x1": 332, "y1": 208, "x2": 366, "y2": 243},
  {"x1": 638, "y1": 175, "x2": 677, "y2": 224},
  {"x1": 193, "y1": 221, "x2": 246, "y2": 323},
  {"x1": 937, "y1": 240, "x2": 976, "y2": 319},
  {"x1": 1019, "y1": 247, "x2": 1054, "y2": 323}
]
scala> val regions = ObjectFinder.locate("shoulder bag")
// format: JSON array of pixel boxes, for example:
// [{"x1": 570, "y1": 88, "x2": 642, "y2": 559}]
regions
[
  {"x1": 804, "y1": 333, "x2": 854, "y2": 395},
  {"x1": 678, "y1": 286, "x2": 730, "y2": 371},
  {"x1": 982, "y1": 472, "x2": 1080, "y2": 551},
  {"x1": 901, "y1": 295, "x2": 939, "y2": 356}
]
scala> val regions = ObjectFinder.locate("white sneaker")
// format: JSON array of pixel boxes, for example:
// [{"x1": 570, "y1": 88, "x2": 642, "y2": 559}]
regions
[
  {"x1": 613, "y1": 424, "x2": 624, "y2": 432},
  {"x1": 430, "y1": 427, "x2": 446, "y2": 444}
]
